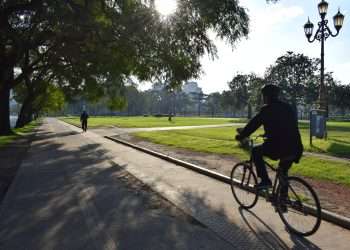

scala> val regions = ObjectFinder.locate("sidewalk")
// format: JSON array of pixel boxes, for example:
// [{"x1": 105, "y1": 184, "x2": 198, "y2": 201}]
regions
[
  {"x1": 0, "y1": 119, "x2": 234, "y2": 250},
  {"x1": 0, "y1": 134, "x2": 33, "y2": 201},
  {"x1": 1, "y1": 118, "x2": 350, "y2": 249},
  {"x1": 88, "y1": 123, "x2": 241, "y2": 137}
]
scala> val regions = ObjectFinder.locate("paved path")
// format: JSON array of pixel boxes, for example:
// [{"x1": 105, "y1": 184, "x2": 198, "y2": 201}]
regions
[
  {"x1": 1, "y1": 118, "x2": 349, "y2": 249},
  {"x1": 89, "y1": 123, "x2": 241, "y2": 137},
  {"x1": 0, "y1": 119, "x2": 236, "y2": 250}
]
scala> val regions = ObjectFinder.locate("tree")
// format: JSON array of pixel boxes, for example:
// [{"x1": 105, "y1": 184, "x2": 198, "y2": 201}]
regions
[
  {"x1": 221, "y1": 90, "x2": 235, "y2": 116},
  {"x1": 175, "y1": 92, "x2": 192, "y2": 116},
  {"x1": 206, "y1": 92, "x2": 222, "y2": 117},
  {"x1": 123, "y1": 85, "x2": 147, "y2": 116},
  {"x1": 142, "y1": 90, "x2": 160, "y2": 115},
  {"x1": 1, "y1": 0, "x2": 250, "y2": 134},
  {"x1": 13, "y1": 78, "x2": 46, "y2": 127},
  {"x1": 228, "y1": 73, "x2": 264, "y2": 118},
  {"x1": 304, "y1": 76, "x2": 319, "y2": 108},
  {"x1": 34, "y1": 85, "x2": 65, "y2": 117},
  {"x1": 329, "y1": 83, "x2": 350, "y2": 116},
  {"x1": 247, "y1": 74, "x2": 265, "y2": 115},
  {"x1": 228, "y1": 74, "x2": 249, "y2": 114},
  {"x1": 14, "y1": 80, "x2": 65, "y2": 127},
  {"x1": 0, "y1": 1, "x2": 119, "y2": 133},
  {"x1": 189, "y1": 92, "x2": 207, "y2": 116},
  {"x1": 265, "y1": 52, "x2": 317, "y2": 113}
]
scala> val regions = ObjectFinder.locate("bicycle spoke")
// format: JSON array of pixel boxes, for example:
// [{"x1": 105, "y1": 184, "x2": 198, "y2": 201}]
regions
[
  {"x1": 277, "y1": 177, "x2": 321, "y2": 236},
  {"x1": 230, "y1": 163, "x2": 258, "y2": 209}
]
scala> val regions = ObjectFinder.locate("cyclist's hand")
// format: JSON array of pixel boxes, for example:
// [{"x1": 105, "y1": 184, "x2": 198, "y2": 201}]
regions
[
  {"x1": 235, "y1": 128, "x2": 244, "y2": 141},
  {"x1": 235, "y1": 134, "x2": 242, "y2": 141},
  {"x1": 237, "y1": 137, "x2": 249, "y2": 150}
]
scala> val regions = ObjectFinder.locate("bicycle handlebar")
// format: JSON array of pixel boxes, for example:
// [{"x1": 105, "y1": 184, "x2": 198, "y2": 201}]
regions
[
  {"x1": 253, "y1": 134, "x2": 266, "y2": 140},
  {"x1": 237, "y1": 134, "x2": 265, "y2": 141},
  {"x1": 236, "y1": 134, "x2": 266, "y2": 151}
]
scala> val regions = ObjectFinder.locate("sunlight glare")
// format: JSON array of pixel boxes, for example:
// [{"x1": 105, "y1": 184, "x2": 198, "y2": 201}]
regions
[{"x1": 155, "y1": 0, "x2": 178, "y2": 16}]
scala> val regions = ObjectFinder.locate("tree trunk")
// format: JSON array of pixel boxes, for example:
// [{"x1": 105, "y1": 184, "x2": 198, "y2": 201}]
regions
[
  {"x1": 16, "y1": 95, "x2": 35, "y2": 128},
  {"x1": 292, "y1": 99, "x2": 298, "y2": 120},
  {"x1": 247, "y1": 103, "x2": 252, "y2": 119},
  {"x1": 341, "y1": 107, "x2": 345, "y2": 117},
  {"x1": 168, "y1": 104, "x2": 172, "y2": 121},
  {"x1": 0, "y1": 85, "x2": 11, "y2": 135},
  {"x1": 0, "y1": 65, "x2": 14, "y2": 135}
]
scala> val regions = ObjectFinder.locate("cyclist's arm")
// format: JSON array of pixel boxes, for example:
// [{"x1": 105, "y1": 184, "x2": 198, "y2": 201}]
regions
[{"x1": 237, "y1": 112, "x2": 263, "y2": 139}]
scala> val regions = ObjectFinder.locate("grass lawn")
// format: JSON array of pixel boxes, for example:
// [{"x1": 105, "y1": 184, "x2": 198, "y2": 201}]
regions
[
  {"x1": 299, "y1": 121, "x2": 350, "y2": 157},
  {"x1": 0, "y1": 120, "x2": 40, "y2": 148},
  {"x1": 134, "y1": 122, "x2": 350, "y2": 158},
  {"x1": 61, "y1": 116, "x2": 246, "y2": 128},
  {"x1": 134, "y1": 123, "x2": 350, "y2": 186}
]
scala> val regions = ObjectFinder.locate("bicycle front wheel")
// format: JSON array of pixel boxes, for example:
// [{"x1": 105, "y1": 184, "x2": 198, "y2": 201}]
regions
[
  {"x1": 277, "y1": 176, "x2": 322, "y2": 236},
  {"x1": 230, "y1": 162, "x2": 258, "y2": 209}
]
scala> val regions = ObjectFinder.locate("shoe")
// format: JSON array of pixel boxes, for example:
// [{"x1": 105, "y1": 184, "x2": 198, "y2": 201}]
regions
[
  {"x1": 279, "y1": 204, "x2": 288, "y2": 213},
  {"x1": 278, "y1": 199, "x2": 288, "y2": 213},
  {"x1": 255, "y1": 180, "x2": 272, "y2": 190}
]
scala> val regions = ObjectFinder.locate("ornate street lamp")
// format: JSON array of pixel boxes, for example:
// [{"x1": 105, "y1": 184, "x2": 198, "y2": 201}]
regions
[{"x1": 303, "y1": 0, "x2": 345, "y2": 116}]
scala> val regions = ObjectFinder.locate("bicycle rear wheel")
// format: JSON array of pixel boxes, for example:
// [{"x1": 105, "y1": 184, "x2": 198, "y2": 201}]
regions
[
  {"x1": 230, "y1": 162, "x2": 258, "y2": 209},
  {"x1": 277, "y1": 176, "x2": 321, "y2": 236}
]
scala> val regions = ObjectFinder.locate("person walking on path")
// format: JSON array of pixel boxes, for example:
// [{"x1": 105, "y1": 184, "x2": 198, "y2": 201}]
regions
[{"x1": 80, "y1": 110, "x2": 89, "y2": 132}]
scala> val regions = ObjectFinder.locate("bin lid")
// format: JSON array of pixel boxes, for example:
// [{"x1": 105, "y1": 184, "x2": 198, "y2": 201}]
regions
[{"x1": 310, "y1": 109, "x2": 326, "y2": 115}]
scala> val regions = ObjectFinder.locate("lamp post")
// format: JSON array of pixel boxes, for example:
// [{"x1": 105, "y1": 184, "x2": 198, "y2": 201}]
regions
[{"x1": 304, "y1": 0, "x2": 345, "y2": 116}]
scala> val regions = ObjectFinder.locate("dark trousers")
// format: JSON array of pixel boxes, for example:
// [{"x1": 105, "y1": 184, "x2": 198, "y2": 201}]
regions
[
  {"x1": 82, "y1": 120, "x2": 88, "y2": 131},
  {"x1": 252, "y1": 144, "x2": 293, "y2": 183}
]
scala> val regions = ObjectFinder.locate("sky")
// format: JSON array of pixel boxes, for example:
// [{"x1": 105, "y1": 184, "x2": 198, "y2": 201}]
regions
[{"x1": 142, "y1": 0, "x2": 350, "y2": 94}]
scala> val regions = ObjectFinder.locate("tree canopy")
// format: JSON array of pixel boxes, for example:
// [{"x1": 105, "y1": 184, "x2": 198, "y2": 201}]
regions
[
  {"x1": 0, "y1": 0, "x2": 251, "y2": 134},
  {"x1": 264, "y1": 52, "x2": 318, "y2": 111}
]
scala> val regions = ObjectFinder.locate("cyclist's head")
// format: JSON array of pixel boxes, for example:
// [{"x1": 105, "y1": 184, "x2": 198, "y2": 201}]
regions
[{"x1": 261, "y1": 84, "x2": 280, "y2": 104}]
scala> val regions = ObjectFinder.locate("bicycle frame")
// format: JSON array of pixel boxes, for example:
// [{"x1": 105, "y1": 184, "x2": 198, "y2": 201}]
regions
[
  {"x1": 246, "y1": 137, "x2": 293, "y2": 204},
  {"x1": 263, "y1": 160, "x2": 306, "y2": 211},
  {"x1": 233, "y1": 134, "x2": 322, "y2": 236}
]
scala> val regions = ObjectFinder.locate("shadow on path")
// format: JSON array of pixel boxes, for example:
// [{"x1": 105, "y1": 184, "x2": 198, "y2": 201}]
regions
[
  {"x1": 0, "y1": 120, "x2": 331, "y2": 249},
  {"x1": 0, "y1": 124, "x2": 236, "y2": 249},
  {"x1": 238, "y1": 207, "x2": 321, "y2": 250}
]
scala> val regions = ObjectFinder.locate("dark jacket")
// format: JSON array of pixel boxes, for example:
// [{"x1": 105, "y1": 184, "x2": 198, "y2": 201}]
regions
[
  {"x1": 80, "y1": 112, "x2": 89, "y2": 121},
  {"x1": 238, "y1": 100, "x2": 303, "y2": 162}
]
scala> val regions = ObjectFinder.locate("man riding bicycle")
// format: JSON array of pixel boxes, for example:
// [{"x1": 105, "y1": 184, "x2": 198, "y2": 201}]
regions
[{"x1": 235, "y1": 84, "x2": 303, "y2": 190}]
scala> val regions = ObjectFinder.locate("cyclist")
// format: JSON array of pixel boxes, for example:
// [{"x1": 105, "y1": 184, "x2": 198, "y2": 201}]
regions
[
  {"x1": 80, "y1": 110, "x2": 89, "y2": 132},
  {"x1": 235, "y1": 84, "x2": 303, "y2": 190}
]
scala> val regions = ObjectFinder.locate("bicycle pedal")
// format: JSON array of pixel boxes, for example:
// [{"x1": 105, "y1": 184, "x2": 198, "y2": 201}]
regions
[
  {"x1": 259, "y1": 189, "x2": 271, "y2": 199},
  {"x1": 258, "y1": 187, "x2": 270, "y2": 192}
]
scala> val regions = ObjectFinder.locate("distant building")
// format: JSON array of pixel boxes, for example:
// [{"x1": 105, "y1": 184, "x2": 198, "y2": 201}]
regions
[{"x1": 182, "y1": 81, "x2": 202, "y2": 95}]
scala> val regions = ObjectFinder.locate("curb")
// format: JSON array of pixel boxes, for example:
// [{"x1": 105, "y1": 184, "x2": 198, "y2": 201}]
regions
[{"x1": 105, "y1": 135, "x2": 350, "y2": 231}]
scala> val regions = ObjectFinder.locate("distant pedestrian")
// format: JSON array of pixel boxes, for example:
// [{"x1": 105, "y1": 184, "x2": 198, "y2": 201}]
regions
[{"x1": 80, "y1": 110, "x2": 89, "y2": 132}]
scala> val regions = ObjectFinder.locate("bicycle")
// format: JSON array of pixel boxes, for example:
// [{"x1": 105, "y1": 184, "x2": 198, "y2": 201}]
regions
[{"x1": 230, "y1": 135, "x2": 322, "y2": 236}]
